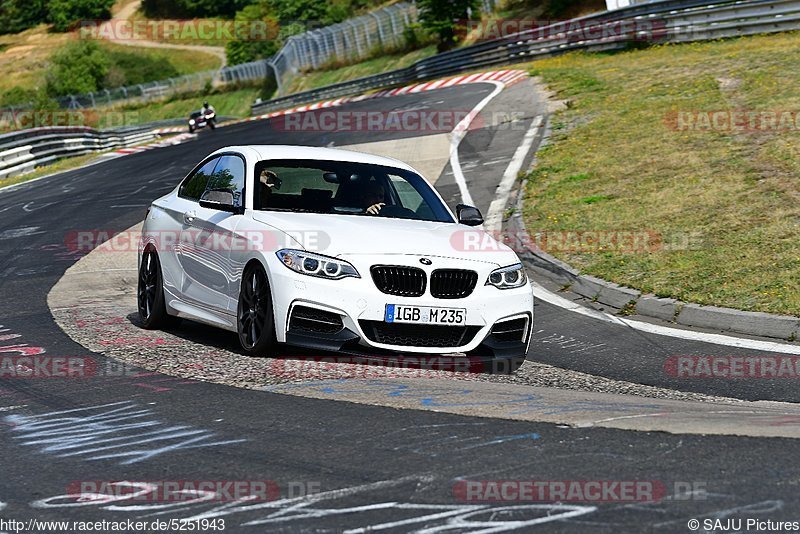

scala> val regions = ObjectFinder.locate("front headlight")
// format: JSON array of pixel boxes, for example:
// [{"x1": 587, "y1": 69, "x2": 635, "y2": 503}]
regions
[
  {"x1": 276, "y1": 249, "x2": 359, "y2": 280},
  {"x1": 486, "y1": 263, "x2": 527, "y2": 289},
  {"x1": 189, "y1": 119, "x2": 195, "y2": 125}
]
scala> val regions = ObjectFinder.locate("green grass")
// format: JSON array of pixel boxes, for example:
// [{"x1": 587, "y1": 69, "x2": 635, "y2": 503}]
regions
[
  {"x1": 520, "y1": 32, "x2": 800, "y2": 316},
  {"x1": 102, "y1": 42, "x2": 221, "y2": 77},
  {"x1": 282, "y1": 46, "x2": 438, "y2": 95},
  {"x1": 0, "y1": 25, "x2": 221, "y2": 107},
  {"x1": 0, "y1": 152, "x2": 108, "y2": 190},
  {"x1": 114, "y1": 85, "x2": 260, "y2": 124}
]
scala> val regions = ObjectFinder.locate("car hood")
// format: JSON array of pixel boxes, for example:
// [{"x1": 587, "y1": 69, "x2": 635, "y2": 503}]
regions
[{"x1": 250, "y1": 211, "x2": 516, "y2": 265}]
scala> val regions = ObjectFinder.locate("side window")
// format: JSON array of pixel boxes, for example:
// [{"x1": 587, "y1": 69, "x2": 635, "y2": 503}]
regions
[
  {"x1": 179, "y1": 157, "x2": 219, "y2": 201},
  {"x1": 207, "y1": 155, "x2": 246, "y2": 208}
]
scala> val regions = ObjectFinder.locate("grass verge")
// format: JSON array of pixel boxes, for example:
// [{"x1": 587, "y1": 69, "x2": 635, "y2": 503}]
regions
[
  {"x1": 0, "y1": 152, "x2": 108, "y2": 190},
  {"x1": 114, "y1": 85, "x2": 260, "y2": 124},
  {"x1": 281, "y1": 46, "x2": 438, "y2": 95},
  {"x1": 0, "y1": 26, "x2": 221, "y2": 106},
  {"x1": 520, "y1": 32, "x2": 800, "y2": 316}
]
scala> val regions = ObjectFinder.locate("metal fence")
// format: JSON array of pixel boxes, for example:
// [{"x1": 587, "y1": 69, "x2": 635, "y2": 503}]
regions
[
  {"x1": 32, "y1": 2, "x2": 419, "y2": 110},
  {"x1": 54, "y1": 70, "x2": 219, "y2": 110},
  {"x1": 220, "y1": 2, "x2": 419, "y2": 95},
  {"x1": 252, "y1": 0, "x2": 800, "y2": 114}
]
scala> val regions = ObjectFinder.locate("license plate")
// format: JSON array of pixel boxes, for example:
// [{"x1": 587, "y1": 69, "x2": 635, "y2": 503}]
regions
[{"x1": 385, "y1": 304, "x2": 466, "y2": 325}]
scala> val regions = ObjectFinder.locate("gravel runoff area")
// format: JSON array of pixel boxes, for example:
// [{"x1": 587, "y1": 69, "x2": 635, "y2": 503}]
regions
[{"x1": 47, "y1": 225, "x2": 735, "y2": 404}]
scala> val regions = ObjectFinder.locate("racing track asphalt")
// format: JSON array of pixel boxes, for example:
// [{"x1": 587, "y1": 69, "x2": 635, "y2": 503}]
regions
[{"x1": 1, "y1": 82, "x2": 799, "y2": 532}]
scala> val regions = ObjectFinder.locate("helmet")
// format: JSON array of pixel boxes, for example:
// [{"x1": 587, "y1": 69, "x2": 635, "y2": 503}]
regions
[{"x1": 203, "y1": 101, "x2": 209, "y2": 108}]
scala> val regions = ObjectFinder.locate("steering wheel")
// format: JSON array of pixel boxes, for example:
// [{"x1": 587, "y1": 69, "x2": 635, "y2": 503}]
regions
[{"x1": 376, "y1": 205, "x2": 418, "y2": 219}]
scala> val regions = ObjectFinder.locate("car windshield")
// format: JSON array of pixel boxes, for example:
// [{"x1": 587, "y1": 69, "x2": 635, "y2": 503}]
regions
[{"x1": 253, "y1": 159, "x2": 454, "y2": 223}]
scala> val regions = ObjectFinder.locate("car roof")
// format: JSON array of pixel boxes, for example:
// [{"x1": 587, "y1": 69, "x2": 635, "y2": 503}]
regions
[{"x1": 211, "y1": 145, "x2": 418, "y2": 174}]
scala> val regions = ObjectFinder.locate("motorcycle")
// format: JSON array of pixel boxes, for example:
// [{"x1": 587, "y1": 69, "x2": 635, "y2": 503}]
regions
[{"x1": 188, "y1": 109, "x2": 216, "y2": 133}]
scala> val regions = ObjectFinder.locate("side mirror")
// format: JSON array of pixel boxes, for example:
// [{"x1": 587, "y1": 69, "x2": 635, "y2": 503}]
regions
[
  {"x1": 199, "y1": 189, "x2": 240, "y2": 213},
  {"x1": 456, "y1": 204, "x2": 484, "y2": 226}
]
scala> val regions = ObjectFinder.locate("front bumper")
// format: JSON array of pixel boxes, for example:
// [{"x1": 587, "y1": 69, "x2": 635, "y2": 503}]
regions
[{"x1": 266, "y1": 253, "x2": 534, "y2": 358}]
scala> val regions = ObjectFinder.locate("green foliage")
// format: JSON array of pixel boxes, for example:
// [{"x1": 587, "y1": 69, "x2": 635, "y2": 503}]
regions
[
  {"x1": 45, "y1": 40, "x2": 109, "y2": 96},
  {"x1": 103, "y1": 47, "x2": 180, "y2": 86},
  {"x1": 260, "y1": 69, "x2": 277, "y2": 100},
  {"x1": 225, "y1": 39, "x2": 279, "y2": 65},
  {"x1": 0, "y1": 0, "x2": 47, "y2": 34},
  {"x1": 0, "y1": 86, "x2": 57, "y2": 109},
  {"x1": 223, "y1": 2, "x2": 280, "y2": 64},
  {"x1": 47, "y1": 0, "x2": 115, "y2": 32},
  {"x1": 141, "y1": 0, "x2": 252, "y2": 18},
  {"x1": 416, "y1": 0, "x2": 479, "y2": 52},
  {"x1": 44, "y1": 40, "x2": 186, "y2": 97}
]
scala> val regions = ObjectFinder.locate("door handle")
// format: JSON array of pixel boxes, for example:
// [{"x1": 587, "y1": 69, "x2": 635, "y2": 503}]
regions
[{"x1": 183, "y1": 211, "x2": 196, "y2": 225}]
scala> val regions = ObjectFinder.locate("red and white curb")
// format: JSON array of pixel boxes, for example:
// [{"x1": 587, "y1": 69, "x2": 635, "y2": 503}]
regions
[
  {"x1": 98, "y1": 69, "x2": 528, "y2": 162},
  {"x1": 99, "y1": 132, "x2": 196, "y2": 160},
  {"x1": 151, "y1": 126, "x2": 187, "y2": 135},
  {"x1": 242, "y1": 69, "x2": 529, "y2": 123}
]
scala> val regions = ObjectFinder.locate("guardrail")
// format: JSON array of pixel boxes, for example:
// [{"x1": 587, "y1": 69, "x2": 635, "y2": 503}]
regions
[
  {"x1": 0, "y1": 125, "x2": 159, "y2": 180},
  {"x1": 252, "y1": 0, "x2": 800, "y2": 114}
]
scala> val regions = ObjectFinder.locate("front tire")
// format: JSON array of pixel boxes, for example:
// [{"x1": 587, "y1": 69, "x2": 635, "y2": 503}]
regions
[
  {"x1": 138, "y1": 248, "x2": 171, "y2": 329},
  {"x1": 237, "y1": 264, "x2": 277, "y2": 356}
]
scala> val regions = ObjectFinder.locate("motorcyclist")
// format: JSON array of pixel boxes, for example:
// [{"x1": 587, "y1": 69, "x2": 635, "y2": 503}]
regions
[{"x1": 201, "y1": 101, "x2": 216, "y2": 129}]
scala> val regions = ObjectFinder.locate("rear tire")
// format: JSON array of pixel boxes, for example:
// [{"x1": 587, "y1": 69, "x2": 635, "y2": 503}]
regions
[
  {"x1": 237, "y1": 264, "x2": 277, "y2": 356},
  {"x1": 138, "y1": 248, "x2": 172, "y2": 329}
]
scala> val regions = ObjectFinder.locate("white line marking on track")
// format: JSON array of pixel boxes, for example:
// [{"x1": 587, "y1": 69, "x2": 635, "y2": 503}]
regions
[
  {"x1": 461, "y1": 84, "x2": 800, "y2": 354},
  {"x1": 449, "y1": 81, "x2": 505, "y2": 206},
  {"x1": 531, "y1": 281, "x2": 800, "y2": 354},
  {"x1": 484, "y1": 114, "x2": 543, "y2": 233}
]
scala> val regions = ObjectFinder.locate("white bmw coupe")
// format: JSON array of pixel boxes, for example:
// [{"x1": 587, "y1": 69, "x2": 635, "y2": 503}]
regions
[{"x1": 138, "y1": 145, "x2": 533, "y2": 372}]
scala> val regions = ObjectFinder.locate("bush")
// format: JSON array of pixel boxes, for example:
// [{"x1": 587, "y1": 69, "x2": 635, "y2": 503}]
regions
[
  {"x1": 0, "y1": 0, "x2": 48, "y2": 35},
  {"x1": 140, "y1": 0, "x2": 250, "y2": 18},
  {"x1": 416, "y1": 0, "x2": 479, "y2": 52},
  {"x1": 103, "y1": 48, "x2": 180, "y2": 85},
  {"x1": 47, "y1": 0, "x2": 115, "y2": 32},
  {"x1": 45, "y1": 40, "x2": 109, "y2": 96}
]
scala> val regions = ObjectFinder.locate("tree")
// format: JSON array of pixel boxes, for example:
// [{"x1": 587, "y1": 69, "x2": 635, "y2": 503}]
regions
[
  {"x1": 416, "y1": 0, "x2": 479, "y2": 52},
  {"x1": 0, "y1": 0, "x2": 48, "y2": 35},
  {"x1": 224, "y1": 2, "x2": 280, "y2": 65},
  {"x1": 45, "y1": 40, "x2": 110, "y2": 96},
  {"x1": 47, "y1": 0, "x2": 115, "y2": 32}
]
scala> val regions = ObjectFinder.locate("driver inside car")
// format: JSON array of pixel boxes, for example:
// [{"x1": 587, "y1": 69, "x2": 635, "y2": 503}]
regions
[
  {"x1": 258, "y1": 169, "x2": 281, "y2": 208},
  {"x1": 361, "y1": 181, "x2": 386, "y2": 215}
]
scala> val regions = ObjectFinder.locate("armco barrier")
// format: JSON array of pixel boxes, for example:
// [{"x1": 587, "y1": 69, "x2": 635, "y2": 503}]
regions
[
  {"x1": 0, "y1": 126, "x2": 159, "y2": 180},
  {"x1": 252, "y1": 0, "x2": 800, "y2": 115}
]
